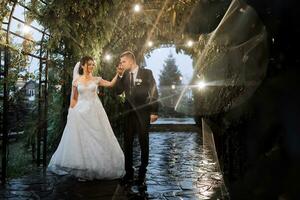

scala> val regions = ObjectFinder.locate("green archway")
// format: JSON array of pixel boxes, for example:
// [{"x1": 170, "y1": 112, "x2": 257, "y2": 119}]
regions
[{"x1": 0, "y1": 0, "x2": 268, "y2": 183}]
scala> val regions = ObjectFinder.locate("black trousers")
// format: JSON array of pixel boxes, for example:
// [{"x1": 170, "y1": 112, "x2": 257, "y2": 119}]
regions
[{"x1": 124, "y1": 109, "x2": 150, "y2": 179}]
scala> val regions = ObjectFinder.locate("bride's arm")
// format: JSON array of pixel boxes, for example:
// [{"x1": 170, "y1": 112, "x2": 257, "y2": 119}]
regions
[
  {"x1": 98, "y1": 73, "x2": 119, "y2": 88},
  {"x1": 70, "y1": 85, "x2": 78, "y2": 108}
]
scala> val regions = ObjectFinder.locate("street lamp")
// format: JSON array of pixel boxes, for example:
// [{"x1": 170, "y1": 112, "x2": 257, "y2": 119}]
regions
[
  {"x1": 133, "y1": 4, "x2": 142, "y2": 12},
  {"x1": 171, "y1": 84, "x2": 176, "y2": 90},
  {"x1": 147, "y1": 41, "x2": 153, "y2": 47},
  {"x1": 186, "y1": 40, "x2": 194, "y2": 47},
  {"x1": 104, "y1": 54, "x2": 112, "y2": 62}
]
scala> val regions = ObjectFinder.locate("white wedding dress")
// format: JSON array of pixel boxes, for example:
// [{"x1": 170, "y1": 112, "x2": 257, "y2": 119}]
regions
[{"x1": 48, "y1": 77, "x2": 125, "y2": 180}]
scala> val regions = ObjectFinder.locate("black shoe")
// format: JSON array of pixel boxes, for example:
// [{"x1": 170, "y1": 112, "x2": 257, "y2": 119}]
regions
[
  {"x1": 138, "y1": 167, "x2": 146, "y2": 182},
  {"x1": 137, "y1": 172, "x2": 146, "y2": 185},
  {"x1": 120, "y1": 174, "x2": 134, "y2": 186},
  {"x1": 138, "y1": 182, "x2": 147, "y2": 192},
  {"x1": 125, "y1": 187, "x2": 140, "y2": 198},
  {"x1": 136, "y1": 178, "x2": 147, "y2": 191},
  {"x1": 77, "y1": 178, "x2": 87, "y2": 182}
]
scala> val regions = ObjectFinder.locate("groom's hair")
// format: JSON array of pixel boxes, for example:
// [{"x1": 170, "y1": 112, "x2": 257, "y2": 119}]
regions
[{"x1": 120, "y1": 51, "x2": 136, "y2": 62}]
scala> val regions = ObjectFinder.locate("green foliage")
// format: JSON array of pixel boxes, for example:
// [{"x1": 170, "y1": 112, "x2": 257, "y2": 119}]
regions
[
  {"x1": 27, "y1": 0, "x2": 122, "y2": 59},
  {"x1": 24, "y1": 0, "x2": 145, "y2": 152},
  {"x1": 1, "y1": 0, "x2": 201, "y2": 167},
  {"x1": 159, "y1": 53, "x2": 182, "y2": 87},
  {"x1": 0, "y1": 0, "x2": 37, "y2": 91},
  {"x1": 44, "y1": 55, "x2": 69, "y2": 152},
  {"x1": 158, "y1": 53, "x2": 184, "y2": 116},
  {"x1": 0, "y1": 0, "x2": 10, "y2": 26},
  {"x1": 7, "y1": 139, "x2": 34, "y2": 178}
]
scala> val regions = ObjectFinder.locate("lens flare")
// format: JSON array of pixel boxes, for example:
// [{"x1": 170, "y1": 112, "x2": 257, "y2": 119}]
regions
[
  {"x1": 197, "y1": 81, "x2": 206, "y2": 90},
  {"x1": 104, "y1": 54, "x2": 112, "y2": 61},
  {"x1": 186, "y1": 40, "x2": 194, "y2": 47},
  {"x1": 147, "y1": 41, "x2": 153, "y2": 47}
]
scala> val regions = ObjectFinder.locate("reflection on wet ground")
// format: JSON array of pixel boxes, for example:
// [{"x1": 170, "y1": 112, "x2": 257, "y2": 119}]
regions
[
  {"x1": 134, "y1": 132, "x2": 228, "y2": 199},
  {"x1": 0, "y1": 131, "x2": 228, "y2": 199},
  {"x1": 151, "y1": 118, "x2": 196, "y2": 125}
]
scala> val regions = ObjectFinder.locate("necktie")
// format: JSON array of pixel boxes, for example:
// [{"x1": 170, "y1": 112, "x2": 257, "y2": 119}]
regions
[{"x1": 130, "y1": 72, "x2": 134, "y2": 95}]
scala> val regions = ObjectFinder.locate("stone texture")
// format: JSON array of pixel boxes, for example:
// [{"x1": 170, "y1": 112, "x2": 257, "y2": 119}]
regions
[{"x1": 0, "y1": 132, "x2": 228, "y2": 199}]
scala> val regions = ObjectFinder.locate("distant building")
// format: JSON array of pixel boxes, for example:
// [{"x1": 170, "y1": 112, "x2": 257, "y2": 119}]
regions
[
  {"x1": 16, "y1": 77, "x2": 26, "y2": 90},
  {"x1": 1, "y1": 79, "x2": 38, "y2": 133},
  {"x1": 18, "y1": 79, "x2": 38, "y2": 102}
]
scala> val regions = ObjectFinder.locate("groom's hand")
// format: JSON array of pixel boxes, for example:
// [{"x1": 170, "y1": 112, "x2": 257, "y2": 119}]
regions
[{"x1": 150, "y1": 114, "x2": 158, "y2": 123}]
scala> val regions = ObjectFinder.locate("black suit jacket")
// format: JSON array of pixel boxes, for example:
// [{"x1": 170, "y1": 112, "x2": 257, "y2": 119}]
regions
[{"x1": 116, "y1": 68, "x2": 159, "y2": 116}]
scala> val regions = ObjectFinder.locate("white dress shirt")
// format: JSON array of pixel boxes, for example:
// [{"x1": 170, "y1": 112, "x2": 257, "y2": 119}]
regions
[{"x1": 130, "y1": 66, "x2": 139, "y2": 84}]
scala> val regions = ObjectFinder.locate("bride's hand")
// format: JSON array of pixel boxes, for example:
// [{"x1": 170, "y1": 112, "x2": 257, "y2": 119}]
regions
[
  {"x1": 70, "y1": 100, "x2": 77, "y2": 108},
  {"x1": 117, "y1": 63, "x2": 125, "y2": 77}
]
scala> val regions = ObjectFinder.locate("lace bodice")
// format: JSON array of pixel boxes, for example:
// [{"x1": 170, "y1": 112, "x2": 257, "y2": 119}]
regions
[{"x1": 72, "y1": 77, "x2": 102, "y2": 101}]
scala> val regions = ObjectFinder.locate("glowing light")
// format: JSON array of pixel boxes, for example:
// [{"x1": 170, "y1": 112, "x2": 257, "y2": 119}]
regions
[
  {"x1": 186, "y1": 40, "x2": 194, "y2": 47},
  {"x1": 133, "y1": 4, "x2": 141, "y2": 12},
  {"x1": 179, "y1": 76, "x2": 183, "y2": 81},
  {"x1": 197, "y1": 81, "x2": 206, "y2": 90},
  {"x1": 104, "y1": 54, "x2": 112, "y2": 61},
  {"x1": 22, "y1": 24, "x2": 30, "y2": 34},
  {"x1": 171, "y1": 84, "x2": 176, "y2": 90},
  {"x1": 239, "y1": 8, "x2": 246, "y2": 13},
  {"x1": 147, "y1": 41, "x2": 153, "y2": 47}
]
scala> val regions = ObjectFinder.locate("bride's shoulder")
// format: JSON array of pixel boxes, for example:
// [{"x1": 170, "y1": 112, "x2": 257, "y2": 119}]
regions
[
  {"x1": 93, "y1": 76, "x2": 102, "y2": 84},
  {"x1": 72, "y1": 76, "x2": 81, "y2": 87}
]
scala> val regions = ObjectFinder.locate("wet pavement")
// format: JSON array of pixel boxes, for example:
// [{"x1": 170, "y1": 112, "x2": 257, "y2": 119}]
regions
[
  {"x1": 151, "y1": 118, "x2": 196, "y2": 125},
  {"x1": 0, "y1": 131, "x2": 228, "y2": 199}
]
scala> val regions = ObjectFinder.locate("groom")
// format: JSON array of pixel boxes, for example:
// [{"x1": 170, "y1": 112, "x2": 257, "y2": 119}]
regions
[{"x1": 116, "y1": 51, "x2": 159, "y2": 187}]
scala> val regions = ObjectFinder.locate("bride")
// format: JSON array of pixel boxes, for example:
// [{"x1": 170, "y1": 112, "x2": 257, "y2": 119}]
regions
[{"x1": 48, "y1": 56, "x2": 125, "y2": 180}]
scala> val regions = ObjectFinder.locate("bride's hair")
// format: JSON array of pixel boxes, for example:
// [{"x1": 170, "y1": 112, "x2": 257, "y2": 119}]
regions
[{"x1": 79, "y1": 56, "x2": 94, "y2": 75}]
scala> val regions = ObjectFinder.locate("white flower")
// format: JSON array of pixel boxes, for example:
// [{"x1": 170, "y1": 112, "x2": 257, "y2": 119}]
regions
[{"x1": 135, "y1": 78, "x2": 143, "y2": 85}]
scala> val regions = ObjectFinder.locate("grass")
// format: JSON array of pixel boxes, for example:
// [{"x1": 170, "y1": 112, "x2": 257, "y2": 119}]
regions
[{"x1": 4, "y1": 138, "x2": 35, "y2": 179}]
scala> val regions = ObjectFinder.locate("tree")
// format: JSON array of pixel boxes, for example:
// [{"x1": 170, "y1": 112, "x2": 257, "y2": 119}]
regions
[{"x1": 159, "y1": 53, "x2": 183, "y2": 116}]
